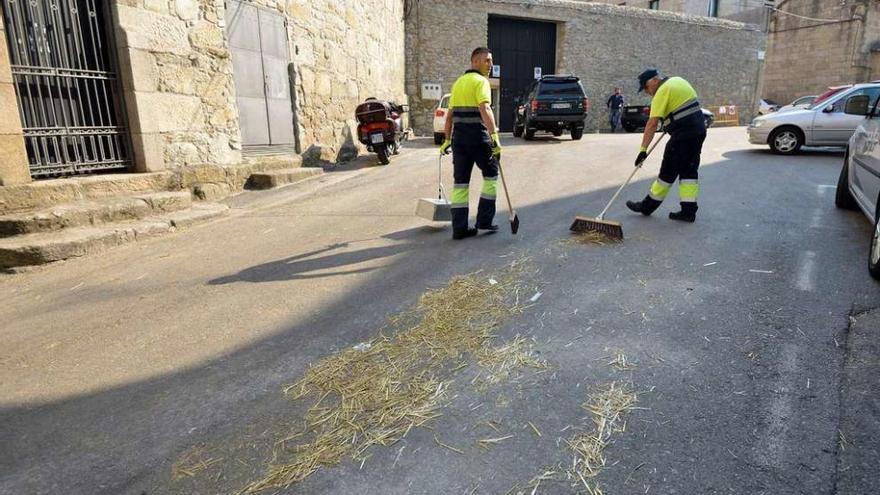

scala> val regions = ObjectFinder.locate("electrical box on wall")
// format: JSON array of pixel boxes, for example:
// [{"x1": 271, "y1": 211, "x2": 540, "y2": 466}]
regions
[{"x1": 421, "y1": 83, "x2": 442, "y2": 100}]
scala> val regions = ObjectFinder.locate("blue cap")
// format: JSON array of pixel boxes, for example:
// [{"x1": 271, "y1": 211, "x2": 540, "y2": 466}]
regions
[{"x1": 638, "y1": 68, "x2": 659, "y2": 93}]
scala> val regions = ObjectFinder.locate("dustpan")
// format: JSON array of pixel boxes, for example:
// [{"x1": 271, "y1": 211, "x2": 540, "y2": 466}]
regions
[{"x1": 416, "y1": 155, "x2": 451, "y2": 222}]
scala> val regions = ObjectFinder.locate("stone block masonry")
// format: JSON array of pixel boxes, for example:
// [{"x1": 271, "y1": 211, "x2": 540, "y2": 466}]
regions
[
  {"x1": 112, "y1": 0, "x2": 406, "y2": 173},
  {"x1": 405, "y1": 0, "x2": 766, "y2": 135}
]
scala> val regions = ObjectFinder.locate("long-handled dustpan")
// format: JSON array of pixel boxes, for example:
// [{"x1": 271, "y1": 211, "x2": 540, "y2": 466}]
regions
[
  {"x1": 415, "y1": 155, "x2": 452, "y2": 222},
  {"x1": 569, "y1": 131, "x2": 667, "y2": 240}
]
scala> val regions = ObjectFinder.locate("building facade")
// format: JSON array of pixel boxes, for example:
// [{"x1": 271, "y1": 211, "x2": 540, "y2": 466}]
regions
[
  {"x1": 762, "y1": 0, "x2": 880, "y2": 106},
  {"x1": 406, "y1": 0, "x2": 766, "y2": 136},
  {"x1": 594, "y1": 0, "x2": 772, "y2": 23},
  {"x1": 0, "y1": 0, "x2": 406, "y2": 186}
]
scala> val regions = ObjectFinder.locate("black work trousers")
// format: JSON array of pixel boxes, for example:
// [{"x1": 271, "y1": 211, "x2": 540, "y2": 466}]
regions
[
  {"x1": 641, "y1": 132, "x2": 706, "y2": 215},
  {"x1": 451, "y1": 141, "x2": 498, "y2": 232}
]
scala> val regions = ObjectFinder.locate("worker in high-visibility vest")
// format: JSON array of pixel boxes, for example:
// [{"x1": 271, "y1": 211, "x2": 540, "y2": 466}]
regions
[
  {"x1": 627, "y1": 68, "x2": 706, "y2": 222},
  {"x1": 440, "y1": 47, "x2": 502, "y2": 240}
]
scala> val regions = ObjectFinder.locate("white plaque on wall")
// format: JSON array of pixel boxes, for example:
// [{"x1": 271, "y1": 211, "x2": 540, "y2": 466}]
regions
[{"x1": 421, "y1": 83, "x2": 442, "y2": 100}]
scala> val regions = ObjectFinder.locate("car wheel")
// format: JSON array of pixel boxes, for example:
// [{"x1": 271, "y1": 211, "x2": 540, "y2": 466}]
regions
[
  {"x1": 835, "y1": 150, "x2": 859, "y2": 210},
  {"x1": 570, "y1": 128, "x2": 584, "y2": 140},
  {"x1": 513, "y1": 125, "x2": 524, "y2": 138},
  {"x1": 552, "y1": 128, "x2": 563, "y2": 137},
  {"x1": 623, "y1": 124, "x2": 636, "y2": 133},
  {"x1": 433, "y1": 132, "x2": 444, "y2": 145},
  {"x1": 869, "y1": 198, "x2": 880, "y2": 281},
  {"x1": 769, "y1": 127, "x2": 803, "y2": 155}
]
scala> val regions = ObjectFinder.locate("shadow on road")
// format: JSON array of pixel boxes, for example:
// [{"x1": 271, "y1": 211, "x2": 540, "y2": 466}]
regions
[
  {"x1": 722, "y1": 147, "x2": 846, "y2": 162},
  {"x1": 208, "y1": 227, "x2": 441, "y2": 284}
]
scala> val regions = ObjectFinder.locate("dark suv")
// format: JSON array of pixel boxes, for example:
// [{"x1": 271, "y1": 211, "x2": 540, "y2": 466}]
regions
[{"x1": 512, "y1": 75, "x2": 590, "y2": 140}]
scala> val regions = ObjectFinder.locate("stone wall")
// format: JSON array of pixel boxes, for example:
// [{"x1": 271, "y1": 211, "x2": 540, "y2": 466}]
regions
[
  {"x1": 406, "y1": 0, "x2": 766, "y2": 135},
  {"x1": 113, "y1": 0, "x2": 243, "y2": 174},
  {"x1": 112, "y1": 0, "x2": 406, "y2": 174},
  {"x1": 286, "y1": 0, "x2": 407, "y2": 163},
  {"x1": 762, "y1": 0, "x2": 880, "y2": 105},
  {"x1": 0, "y1": 8, "x2": 29, "y2": 185}
]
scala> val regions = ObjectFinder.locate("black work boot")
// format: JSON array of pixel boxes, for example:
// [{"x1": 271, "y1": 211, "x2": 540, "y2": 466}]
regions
[
  {"x1": 476, "y1": 224, "x2": 499, "y2": 233},
  {"x1": 626, "y1": 196, "x2": 662, "y2": 216},
  {"x1": 669, "y1": 203, "x2": 697, "y2": 222},
  {"x1": 452, "y1": 228, "x2": 478, "y2": 240}
]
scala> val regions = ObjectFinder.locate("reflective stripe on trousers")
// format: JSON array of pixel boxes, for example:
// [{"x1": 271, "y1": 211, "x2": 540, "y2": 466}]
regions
[
  {"x1": 451, "y1": 183, "x2": 469, "y2": 208},
  {"x1": 480, "y1": 176, "x2": 497, "y2": 200},
  {"x1": 679, "y1": 179, "x2": 699, "y2": 203},
  {"x1": 649, "y1": 179, "x2": 673, "y2": 201}
]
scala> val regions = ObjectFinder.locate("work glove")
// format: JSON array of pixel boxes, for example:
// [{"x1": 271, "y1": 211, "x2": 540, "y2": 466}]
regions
[
  {"x1": 491, "y1": 132, "x2": 502, "y2": 157},
  {"x1": 634, "y1": 147, "x2": 648, "y2": 167},
  {"x1": 439, "y1": 138, "x2": 452, "y2": 155}
]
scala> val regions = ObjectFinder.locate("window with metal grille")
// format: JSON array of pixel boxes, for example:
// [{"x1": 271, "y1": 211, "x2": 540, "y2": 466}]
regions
[
  {"x1": 649, "y1": 0, "x2": 659, "y2": 9},
  {"x1": 0, "y1": 0, "x2": 131, "y2": 178}
]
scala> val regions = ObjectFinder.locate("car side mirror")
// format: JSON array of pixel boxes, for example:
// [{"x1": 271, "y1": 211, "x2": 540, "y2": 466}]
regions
[
  {"x1": 822, "y1": 105, "x2": 835, "y2": 113},
  {"x1": 844, "y1": 95, "x2": 870, "y2": 116},
  {"x1": 399, "y1": 104, "x2": 409, "y2": 112}
]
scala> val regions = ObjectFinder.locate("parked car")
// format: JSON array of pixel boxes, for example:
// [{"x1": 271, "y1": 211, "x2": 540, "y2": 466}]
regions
[
  {"x1": 776, "y1": 95, "x2": 817, "y2": 113},
  {"x1": 512, "y1": 75, "x2": 589, "y2": 140},
  {"x1": 748, "y1": 83, "x2": 880, "y2": 155},
  {"x1": 758, "y1": 99, "x2": 781, "y2": 115},
  {"x1": 620, "y1": 105, "x2": 714, "y2": 133},
  {"x1": 432, "y1": 93, "x2": 451, "y2": 145},
  {"x1": 836, "y1": 92, "x2": 880, "y2": 280}
]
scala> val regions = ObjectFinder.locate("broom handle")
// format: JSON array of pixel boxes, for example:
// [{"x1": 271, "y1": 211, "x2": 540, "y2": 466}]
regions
[
  {"x1": 438, "y1": 155, "x2": 449, "y2": 202},
  {"x1": 497, "y1": 156, "x2": 514, "y2": 214},
  {"x1": 596, "y1": 131, "x2": 667, "y2": 220}
]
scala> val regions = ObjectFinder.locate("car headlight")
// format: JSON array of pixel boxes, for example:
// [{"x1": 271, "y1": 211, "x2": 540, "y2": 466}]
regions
[{"x1": 750, "y1": 119, "x2": 765, "y2": 128}]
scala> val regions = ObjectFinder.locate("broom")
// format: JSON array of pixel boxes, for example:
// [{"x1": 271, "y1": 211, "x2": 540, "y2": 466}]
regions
[{"x1": 569, "y1": 131, "x2": 667, "y2": 240}]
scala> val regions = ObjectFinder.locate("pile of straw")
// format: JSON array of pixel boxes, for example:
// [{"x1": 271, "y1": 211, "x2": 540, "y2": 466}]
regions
[
  {"x1": 243, "y1": 260, "x2": 545, "y2": 493},
  {"x1": 566, "y1": 382, "x2": 638, "y2": 491},
  {"x1": 561, "y1": 231, "x2": 622, "y2": 247}
]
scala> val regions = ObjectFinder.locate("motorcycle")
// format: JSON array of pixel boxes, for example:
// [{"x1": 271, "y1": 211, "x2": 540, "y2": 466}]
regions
[{"x1": 355, "y1": 98, "x2": 408, "y2": 165}]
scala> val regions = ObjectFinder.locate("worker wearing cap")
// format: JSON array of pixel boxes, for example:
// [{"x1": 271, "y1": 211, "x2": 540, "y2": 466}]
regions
[
  {"x1": 626, "y1": 69, "x2": 706, "y2": 222},
  {"x1": 440, "y1": 47, "x2": 502, "y2": 240}
]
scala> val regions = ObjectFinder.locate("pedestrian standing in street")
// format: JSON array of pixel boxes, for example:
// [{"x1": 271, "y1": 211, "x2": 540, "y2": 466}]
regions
[
  {"x1": 606, "y1": 87, "x2": 624, "y2": 132},
  {"x1": 626, "y1": 69, "x2": 706, "y2": 222},
  {"x1": 440, "y1": 47, "x2": 502, "y2": 240}
]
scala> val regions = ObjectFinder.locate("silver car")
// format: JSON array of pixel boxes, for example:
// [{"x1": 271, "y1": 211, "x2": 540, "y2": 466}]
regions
[
  {"x1": 749, "y1": 83, "x2": 880, "y2": 155},
  {"x1": 837, "y1": 92, "x2": 880, "y2": 280}
]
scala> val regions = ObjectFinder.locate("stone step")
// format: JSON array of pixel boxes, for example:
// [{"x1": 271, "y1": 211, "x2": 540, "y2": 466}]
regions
[
  {"x1": 0, "y1": 172, "x2": 176, "y2": 216},
  {"x1": 246, "y1": 168, "x2": 322, "y2": 190},
  {"x1": 0, "y1": 192, "x2": 192, "y2": 238},
  {"x1": 0, "y1": 203, "x2": 228, "y2": 270}
]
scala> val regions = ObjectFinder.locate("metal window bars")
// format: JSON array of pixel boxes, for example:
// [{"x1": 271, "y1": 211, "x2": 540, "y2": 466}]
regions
[{"x1": 1, "y1": 0, "x2": 130, "y2": 178}]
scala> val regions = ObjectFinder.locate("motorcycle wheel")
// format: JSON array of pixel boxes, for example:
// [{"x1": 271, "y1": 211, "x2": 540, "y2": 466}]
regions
[{"x1": 376, "y1": 144, "x2": 390, "y2": 165}]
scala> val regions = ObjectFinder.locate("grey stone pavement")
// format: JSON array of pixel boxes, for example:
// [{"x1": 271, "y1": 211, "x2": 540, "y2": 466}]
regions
[{"x1": 1, "y1": 127, "x2": 878, "y2": 494}]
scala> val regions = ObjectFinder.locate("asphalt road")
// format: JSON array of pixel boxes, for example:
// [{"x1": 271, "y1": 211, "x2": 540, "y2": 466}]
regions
[{"x1": 1, "y1": 127, "x2": 878, "y2": 495}]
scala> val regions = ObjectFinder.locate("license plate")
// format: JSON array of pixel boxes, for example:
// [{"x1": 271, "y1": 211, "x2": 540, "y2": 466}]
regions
[
  {"x1": 551, "y1": 103, "x2": 570, "y2": 109},
  {"x1": 370, "y1": 133, "x2": 384, "y2": 144},
  {"x1": 627, "y1": 109, "x2": 638, "y2": 113}
]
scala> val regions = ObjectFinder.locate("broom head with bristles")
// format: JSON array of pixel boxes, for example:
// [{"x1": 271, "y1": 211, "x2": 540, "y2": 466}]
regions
[{"x1": 569, "y1": 216, "x2": 623, "y2": 240}]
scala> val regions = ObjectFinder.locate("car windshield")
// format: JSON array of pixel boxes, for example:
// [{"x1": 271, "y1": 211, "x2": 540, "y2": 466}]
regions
[
  {"x1": 439, "y1": 96, "x2": 449, "y2": 109},
  {"x1": 763, "y1": 99, "x2": 779, "y2": 106},
  {"x1": 792, "y1": 96, "x2": 815, "y2": 106},
  {"x1": 539, "y1": 81, "x2": 583, "y2": 96},
  {"x1": 809, "y1": 87, "x2": 848, "y2": 109}
]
